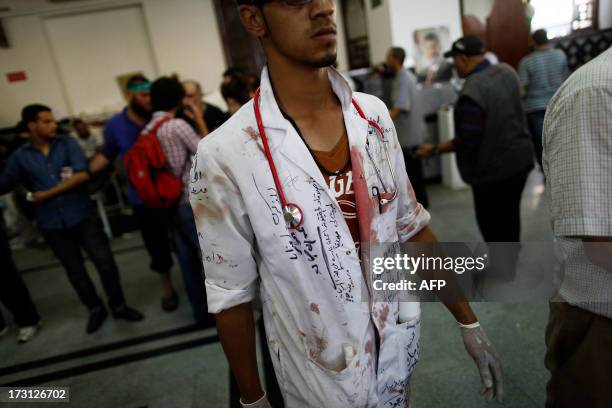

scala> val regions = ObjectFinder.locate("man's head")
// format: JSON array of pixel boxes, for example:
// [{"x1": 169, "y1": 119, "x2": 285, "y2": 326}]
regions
[
  {"x1": 126, "y1": 74, "x2": 152, "y2": 118},
  {"x1": 151, "y1": 77, "x2": 186, "y2": 113},
  {"x1": 21, "y1": 104, "x2": 57, "y2": 140},
  {"x1": 223, "y1": 66, "x2": 247, "y2": 85},
  {"x1": 386, "y1": 47, "x2": 406, "y2": 73},
  {"x1": 444, "y1": 36, "x2": 486, "y2": 78},
  {"x1": 183, "y1": 80, "x2": 203, "y2": 108},
  {"x1": 72, "y1": 118, "x2": 90, "y2": 139},
  {"x1": 237, "y1": 0, "x2": 337, "y2": 69},
  {"x1": 532, "y1": 29, "x2": 549, "y2": 47},
  {"x1": 422, "y1": 32, "x2": 442, "y2": 61},
  {"x1": 221, "y1": 76, "x2": 251, "y2": 115}
]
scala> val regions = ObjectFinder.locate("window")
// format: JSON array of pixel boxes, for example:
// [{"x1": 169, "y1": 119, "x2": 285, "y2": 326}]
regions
[{"x1": 531, "y1": 0, "x2": 598, "y2": 38}]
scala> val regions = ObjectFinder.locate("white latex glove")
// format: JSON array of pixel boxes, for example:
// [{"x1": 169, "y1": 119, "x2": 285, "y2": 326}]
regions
[
  {"x1": 240, "y1": 393, "x2": 272, "y2": 408},
  {"x1": 460, "y1": 323, "x2": 504, "y2": 403}
]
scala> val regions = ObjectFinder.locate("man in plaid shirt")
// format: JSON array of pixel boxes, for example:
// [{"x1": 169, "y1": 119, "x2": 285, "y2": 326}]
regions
[
  {"x1": 146, "y1": 77, "x2": 213, "y2": 326},
  {"x1": 543, "y1": 47, "x2": 612, "y2": 407}
]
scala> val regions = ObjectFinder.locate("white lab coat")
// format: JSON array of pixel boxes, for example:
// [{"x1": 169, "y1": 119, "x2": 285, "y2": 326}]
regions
[{"x1": 190, "y1": 67, "x2": 430, "y2": 407}]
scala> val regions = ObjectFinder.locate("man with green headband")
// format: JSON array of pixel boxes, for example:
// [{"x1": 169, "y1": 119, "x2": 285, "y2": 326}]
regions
[{"x1": 90, "y1": 74, "x2": 179, "y2": 312}]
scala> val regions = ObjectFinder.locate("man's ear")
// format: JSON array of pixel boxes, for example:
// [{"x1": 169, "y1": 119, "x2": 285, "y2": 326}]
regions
[
  {"x1": 26, "y1": 121, "x2": 36, "y2": 134},
  {"x1": 238, "y1": 5, "x2": 267, "y2": 38}
]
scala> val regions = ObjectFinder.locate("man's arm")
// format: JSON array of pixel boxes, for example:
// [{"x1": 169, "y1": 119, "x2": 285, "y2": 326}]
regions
[
  {"x1": 190, "y1": 140, "x2": 262, "y2": 404},
  {"x1": 31, "y1": 171, "x2": 89, "y2": 203},
  {"x1": 89, "y1": 125, "x2": 116, "y2": 173},
  {"x1": 215, "y1": 303, "x2": 264, "y2": 403},
  {"x1": 416, "y1": 96, "x2": 485, "y2": 158},
  {"x1": 89, "y1": 153, "x2": 111, "y2": 173},
  {"x1": 0, "y1": 154, "x2": 23, "y2": 195},
  {"x1": 580, "y1": 236, "x2": 612, "y2": 273},
  {"x1": 390, "y1": 71, "x2": 411, "y2": 120},
  {"x1": 407, "y1": 226, "x2": 477, "y2": 324}
]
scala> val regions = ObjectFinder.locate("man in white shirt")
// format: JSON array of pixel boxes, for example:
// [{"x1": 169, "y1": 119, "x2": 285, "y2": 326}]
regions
[{"x1": 191, "y1": 1, "x2": 503, "y2": 406}]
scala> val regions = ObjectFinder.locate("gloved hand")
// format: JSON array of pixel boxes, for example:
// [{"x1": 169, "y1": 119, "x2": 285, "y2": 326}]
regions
[
  {"x1": 460, "y1": 323, "x2": 504, "y2": 403},
  {"x1": 240, "y1": 393, "x2": 272, "y2": 408}
]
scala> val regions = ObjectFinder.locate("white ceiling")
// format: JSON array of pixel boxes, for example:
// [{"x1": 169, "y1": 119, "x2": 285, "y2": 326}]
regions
[{"x1": 0, "y1": 0, "x2": 131, "y2": 18}]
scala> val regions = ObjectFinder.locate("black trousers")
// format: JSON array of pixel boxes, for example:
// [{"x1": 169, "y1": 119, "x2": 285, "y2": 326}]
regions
[
  {"x1": 41, "y1": 217, "x2": 126, "y2": 312},
  {"x1": 402, "y1": 147, "x2": 429, "y2": 209},
  {"x1": 0, "y1": 212, "x2": 40, "y2": 328},
  {"x1": 471, "y1": 170, "x2": 530, "y2": 242},
  {"x1": 472, "y1": 170, "x2": 530, "y2": 281},
  {"x1": 527, "y1": 109, "x2": 546, "y2": 169},
  {"x1": 133, "y1": 206, "x2": 174, "y2": 274}
]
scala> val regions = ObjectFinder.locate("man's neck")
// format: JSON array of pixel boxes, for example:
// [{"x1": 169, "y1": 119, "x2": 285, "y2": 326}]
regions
[
  {"x1": 31, "y1": 134, "x2": 50, "y2": 153},
  {"x1": 536, "y1": 44, "x2": 549, "y2": 52},
  {"x1": 267, "y1": 59, "x2": 337, "y2": 119},
  {"x1": 126, "y1": 107, "x2": 147, "y2": 127}
]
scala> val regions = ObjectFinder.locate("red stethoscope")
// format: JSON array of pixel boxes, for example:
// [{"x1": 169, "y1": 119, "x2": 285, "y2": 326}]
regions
[{"x1": 254, "y1": 88, "x2": 398, "y2": 230}]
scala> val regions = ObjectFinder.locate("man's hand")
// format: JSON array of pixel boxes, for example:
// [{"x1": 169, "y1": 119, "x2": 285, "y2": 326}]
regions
[
  {"x1": 240, "y1": 393, "x2": 272, "y2": 408},
  {"x1": 31, "y1": 191, "x2": 52, "y2": 204},
  {"x1": 461, "y1": 324, "x2": 504, "y2": 403},
  {"x1": 415, "y1": 144, "x2": 437, "y2": 158}
]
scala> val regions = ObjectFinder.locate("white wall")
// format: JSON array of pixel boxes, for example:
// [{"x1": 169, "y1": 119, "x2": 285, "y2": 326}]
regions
[
  {"x1": 142, "y1": 0, "x2": 224, "y2": 96},
  {"x1": 335, "y1": 0, "x2": 350, "y2": 71},
  {"x1": 462, "y1": 0, "x2": 495, "y2": 24},
  {"x1": 364, "y1": 0, "x2": 393, "y2": 65},
  {"x1": 601, "y1": 0, "x2": 612, "y2": 29},
  {"x1": 0, "y1": 15, "x2": 69, "y2": 126},
  {"x1": 0, "y1": 0, "x2": 226, "y2": 127},
  {"x1": 388, "y1": 0, "x2": 463, "y2": 66}
]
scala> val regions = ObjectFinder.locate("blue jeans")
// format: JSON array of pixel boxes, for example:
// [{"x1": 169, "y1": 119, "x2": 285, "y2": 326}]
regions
[
  {"x1": 527, "y1": 109, "x2": 546, "y2": 169},
  {"x1": 172, "y1": 202, "x2": 209, "y2": 323}
]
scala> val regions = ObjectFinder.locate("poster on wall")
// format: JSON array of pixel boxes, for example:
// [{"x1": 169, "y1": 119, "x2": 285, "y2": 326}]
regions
[
  {"x1": 413, "y1": 26, "x2": 453, "y2": 84},
  {"x1": 116, "y1": 71, "x2": 145, "y2": 101}
]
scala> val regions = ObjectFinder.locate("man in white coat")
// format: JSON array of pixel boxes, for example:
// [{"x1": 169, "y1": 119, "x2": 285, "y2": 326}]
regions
[{"x1": 190, "y1": 1, "x2": 503, "y2": 406}]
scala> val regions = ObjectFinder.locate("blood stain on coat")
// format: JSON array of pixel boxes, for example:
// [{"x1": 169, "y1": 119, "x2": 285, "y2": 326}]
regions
[
  {"x1": 309, "y1": 336, "x2": 328, "y2": 360},
  {"x1": 350, "y1": 147, "x2": 374, "y2": 242},
  {"x1": 193, "y1": 200, "x2": 225, "y2": 221},
  {"x1": 309, "y1": 303, "x2": 320, "y2": 314},
  {"x1": 364, "y1": 339, "x2": 372, "y2": 354},
  {"x1": 242, "y1": 127, "x2": 265, "y2": 155},
  {"x1": 378, "y1": 304, "x2": 390, "y2": 332}
]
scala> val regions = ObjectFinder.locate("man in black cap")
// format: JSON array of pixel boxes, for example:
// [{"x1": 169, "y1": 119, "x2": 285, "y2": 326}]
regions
[{"x1": 418, "y1": 36, "x2": 533, "y2": 249}]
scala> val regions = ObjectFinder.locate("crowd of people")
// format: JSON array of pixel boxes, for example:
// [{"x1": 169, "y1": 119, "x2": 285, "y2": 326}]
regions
[
  {"x1": 0, "y1": 1, "x2": 609, "y2": 405},
  {"x1": 0, "y1": 69, "x2": 257, "y2": 342}
]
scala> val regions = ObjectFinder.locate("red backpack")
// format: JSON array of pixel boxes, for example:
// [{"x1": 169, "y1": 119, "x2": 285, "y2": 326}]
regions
[{"x1": 124, "y1": 116, "x2": 182, "y2": 209}]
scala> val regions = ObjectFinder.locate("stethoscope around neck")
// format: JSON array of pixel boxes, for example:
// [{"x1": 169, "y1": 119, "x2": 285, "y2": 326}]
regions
[{"x1": 254, "y1": 88, "x2": 398, "y2": 230}]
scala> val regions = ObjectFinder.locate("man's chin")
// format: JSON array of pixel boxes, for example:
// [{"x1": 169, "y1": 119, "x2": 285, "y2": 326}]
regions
[{"x1": 309, "y1": 53, "x2": 338, "y2": 68}]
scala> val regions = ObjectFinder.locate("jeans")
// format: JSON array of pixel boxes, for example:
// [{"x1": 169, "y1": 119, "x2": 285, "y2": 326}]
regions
[
  {"x1": 134, "y1": 206, "x2": 174, "y2": 274},
  {"x1": 172, "y1": 202, "x2": 209, "y2": 323},
  {"x1": 0, "y1": 211, "x2": 40, "y2": 328},
  {"x1": 41, "y1": 217, "x2": 126, "y2": 312},
  {"x1": 527, "y1": 109, "x2": 546, "y2": 169}
]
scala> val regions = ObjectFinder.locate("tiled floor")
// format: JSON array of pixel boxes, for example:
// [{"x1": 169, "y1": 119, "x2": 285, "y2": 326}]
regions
[{"x1": 0, "y1": 170, "x2": 553, "y2": 407}]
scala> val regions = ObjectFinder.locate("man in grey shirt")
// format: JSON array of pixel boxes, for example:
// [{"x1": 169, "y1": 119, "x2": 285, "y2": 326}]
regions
[
  {"x1": 519, "y1": 29, "x2": 568, "y2": 168},
  {"x1": 386, "y1": 47, "x2": 429, "y2": 208},
  {"x1": 543, "y1": 47, "x2": 611, "y2": 407}
]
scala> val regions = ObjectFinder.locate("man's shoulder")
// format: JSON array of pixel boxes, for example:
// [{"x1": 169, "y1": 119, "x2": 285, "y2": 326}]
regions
[
  {"x1": 550, "y1": 50, "x2": 612, "y2": 107},
  {"x1": 352, "y1": 92, "x2": 389, "y2": 118}
]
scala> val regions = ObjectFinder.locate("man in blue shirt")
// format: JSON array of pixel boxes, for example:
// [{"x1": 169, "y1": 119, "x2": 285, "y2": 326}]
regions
[
  {"x1": 89, "y1": 75, "x2": 178, "y2": 311},
  {"x1": 0, "y1": 104, "x2": 143, "y2": 334}
]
